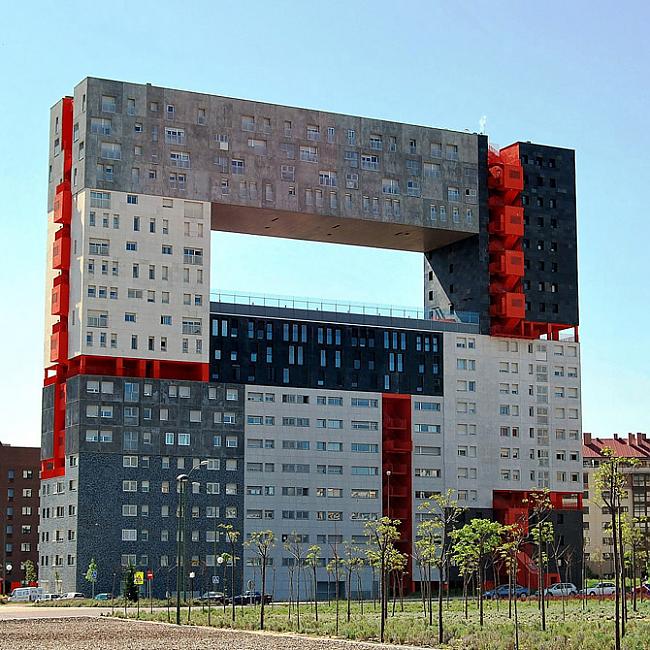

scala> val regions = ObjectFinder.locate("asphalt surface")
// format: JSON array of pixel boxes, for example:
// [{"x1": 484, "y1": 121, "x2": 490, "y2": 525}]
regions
[{"x1": 0, "y1": 614, "x2": 430, "y2": 650}]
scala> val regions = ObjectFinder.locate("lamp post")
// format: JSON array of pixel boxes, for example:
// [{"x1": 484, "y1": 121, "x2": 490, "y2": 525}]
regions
[
  {"x1": 175, "y1": 461, "x2": 208, "y2": 625},
  {"x1": 386, "y1": 470, "x2": 392, "y2": 518},
  {"x1": 188, "y1": 570, "x2": 195, "y2": 623},
  {"x1": 0, "y1": 511, "x2": 5, "y2": 596}
]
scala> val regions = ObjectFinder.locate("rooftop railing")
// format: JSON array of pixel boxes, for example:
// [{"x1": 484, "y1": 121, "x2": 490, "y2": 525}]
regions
[{"x1": 210, "y1": 290, "x2": 479, "y2": 326}]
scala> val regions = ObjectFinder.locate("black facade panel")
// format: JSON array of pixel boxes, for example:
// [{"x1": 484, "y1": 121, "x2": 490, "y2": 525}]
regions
[
  {"x1": 210, "y1": 316, "x2": 444, "y2": 397},
  {"x1": 424, "y1": 134, "x2": 491, "y2": 335},
  {"x1": 41, "y1": 384, "x2": 55, "y2": 459},
  {"x1": 519, "y1": 143, "x2": 578, "y2": 326}
]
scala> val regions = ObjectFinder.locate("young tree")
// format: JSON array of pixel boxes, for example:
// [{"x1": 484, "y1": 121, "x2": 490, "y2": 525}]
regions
[
  {"x1": 84, "y1": 558, "x2": 98, "y2": 598},
  {"x1": 594, "y1": 450, "x2": 638, "y2": 650},
  {"x1": 305, "y1": 544, "x2": 321, "y2": 621},
  {"x1": 525, "y1": 490, "x2": 553, "y2": 632},
  {"x1": 622, "y1": 516, "x2": 648, "y2": 612},
  {"x1": 451, "y1": 539, "x2": 476, "y2": 620},
  {"x1": 365, "y1": 517, "x2": 401, "y2": 643},
  {"x1": 450, "y1": 518, "x2": 503, "y2": 627},
  {"x1": 23, "y1": 560, "x2": 37, "y2": 586},
  {"x1": 284, "y1": 532, "x2": 305, "y2": 630},
  {"x1": 342, "y1": 543, "x2": 363, "y2": 622},
  {"x1": 420, "y1": 493, "x2": 465, "y2": 644},
  {"x1": 499, "y1": 523, "x2": 527, "y2": 650},
  {"x1": 219, "y1": 524, "x2": 240, "y2": 622},
  {"x1": 326, "y1": 553, "x2": 343, "y2": 635},
  {"x1": 124, "y1": 563, "x2": 139, "y2": 602},
  {"x1": 244, "y1": 530, "x2": 275, "y2": 630}
]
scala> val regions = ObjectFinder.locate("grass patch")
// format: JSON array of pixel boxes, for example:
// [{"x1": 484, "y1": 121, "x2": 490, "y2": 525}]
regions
[{"x1": 114, "y1": 597, "x2": 650, "y2": 649}]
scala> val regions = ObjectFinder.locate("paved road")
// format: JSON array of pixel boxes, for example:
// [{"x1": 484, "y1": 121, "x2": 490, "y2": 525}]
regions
[
  {"x1": 0, "y1": 616, "x2": 430, "y2": 650},
  {"x1": 0, "y1": 605, "x2": 114, "y2": 620}
]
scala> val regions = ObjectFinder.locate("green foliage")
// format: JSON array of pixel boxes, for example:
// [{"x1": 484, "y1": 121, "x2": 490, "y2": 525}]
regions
[
  {"x1": 23, "y1": 560, "x2": 37, "y2": 584},
  {"x1": 123, "y1": 563, "x2": 139, "y2": 602},
  {"x1": 84, "y1": 558, "x2": 98, "y2": 585}
]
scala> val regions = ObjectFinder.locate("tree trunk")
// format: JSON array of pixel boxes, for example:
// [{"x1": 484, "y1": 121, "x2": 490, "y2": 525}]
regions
[
  {"x1": 260, "y1": 559, "x2": 267, "y2": 631},
  {"x1": 312, "y1": 567, "x2": 318, "y2": 622},
  {"x1": 437, "y1": 558, "x2": 444, "y2": 644},
  {"x1": 379, "y1": 557, "x2": 386, "y2": 643},
  {"x1": 538, "y1": 523, "x2": 546, "y2": 632},
  {"x1": 611, "y1": 495, "x2": 622, "y2": 650},
  {"x1": 347, "y1": 568, "x2": 352, "y2": 622},
  {"x1": 463, "y1": 574, "x2": 468, "y2": 619},
  {"x1": 479, "y1": 560, "x2": 485, "y2": 627}
]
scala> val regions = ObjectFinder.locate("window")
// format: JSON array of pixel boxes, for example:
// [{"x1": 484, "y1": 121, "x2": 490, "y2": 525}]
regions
[
  {"x1": 170, "y1": 151, "x2": 190, "y2": 168},
  {"x1": 101, "y1": 95, "x2": 117, "y2": 112},
  {"x1": 361, "y1": 154, "x2": 379, "y2": 171},
  {"x1": 299, "y1": 146, "x2": 318, "y2": 162},
  {"x1": 319, "y1": 171, "x2": 337, "y2": 187},
  {"x1": 382, "y1": 178, "x2": 399, "y2": 195},
  {"x1": 100, "y1": 142, "x2": 121, "y2": 160}
]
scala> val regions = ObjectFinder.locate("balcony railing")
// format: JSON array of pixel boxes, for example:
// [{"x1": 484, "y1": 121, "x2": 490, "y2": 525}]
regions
[{"x1": 210, "y1": 289, "x2": 479, "y2": 326}]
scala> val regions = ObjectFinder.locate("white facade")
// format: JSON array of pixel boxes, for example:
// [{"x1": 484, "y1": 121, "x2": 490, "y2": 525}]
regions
[{"x1": 65, "y1": 189, "x2": 210, "y2": 363}]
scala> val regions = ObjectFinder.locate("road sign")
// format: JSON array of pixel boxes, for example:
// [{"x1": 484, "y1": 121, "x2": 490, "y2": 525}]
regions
[
  {"x1": 212, "y1": 575, "x2": 220, "y2": 585},
  {"x1": 134, "y1": 571, "x2": 144, "y2": 585},
  {"x1": 91, "y1": 570, "x2": 97, "y2": 580},
  {"x1": 146, "y1": 570, "x2": 154, "y2": 581}
]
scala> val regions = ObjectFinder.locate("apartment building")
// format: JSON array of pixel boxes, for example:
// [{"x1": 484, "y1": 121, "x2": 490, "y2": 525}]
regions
[
  {"x1": 39, "y1": 78, "x2": 581, "y2": 598},
  {"x1": 0, "y1": 442, "x2": 40, "y2": 594},
  {"x1": 582, "y1": 432, "x2": 650, "y2": 577}
]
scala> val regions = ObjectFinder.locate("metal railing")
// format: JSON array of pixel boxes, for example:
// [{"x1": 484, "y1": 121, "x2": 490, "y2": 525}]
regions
[{"x1": 210, "y1": 290, "x2": 479, "y2": 326}]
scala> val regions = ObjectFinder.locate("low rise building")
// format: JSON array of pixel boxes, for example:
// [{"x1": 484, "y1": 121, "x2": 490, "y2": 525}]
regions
[
  {"x1": 582, "y1": 432, "x2": 650, "y2": 577},
  {"x1": 0, "y1": 441, "x2": 40, "y2": 594}
]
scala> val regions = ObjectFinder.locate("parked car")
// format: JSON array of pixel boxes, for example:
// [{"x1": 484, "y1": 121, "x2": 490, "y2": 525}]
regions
[
  {"x1": 544, "y1": 583, "x2": 578, "y2": 597},
  {"x1": 94, "y1": 593, "x2": 113, "y2": 601},
  {"x1": 233, "y1": 591, "x2": 272, "y2": 605},
  {"x1": 632, "y1": 583, "x2": 650, "y2": 596},
  {"x1": 35, "y1": 593, "x2": 60, "y2": 603},
  {"x1": 59, "y1": 592, "x2": 86, "y2": 600},
  {"x1": 199, "y1": 591, "x2": 229, "y2": 604},
  {"x1": 580, "y1": 581, "x2": 616, "y2": 596},
  {"x1": 483, "y1": 584, "x2": 529, "y2": 600},
  {"x1": 10, "y1": 587, "x2": 44, "y2": 603}
]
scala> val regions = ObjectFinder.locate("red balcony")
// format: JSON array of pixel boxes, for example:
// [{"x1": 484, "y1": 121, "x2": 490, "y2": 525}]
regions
[
  {"x1": 489, "y1": 250, "x2": 525, "y2": 278},
  {"x1": 384, "y1": 417, "x2": 407, "y2": 429},
  {"x1": 50, "y1": 321, "x2": 68, "y2": 363},
  {"x1": 53, "y1": 182, "x2": 72, "y2": 224},
  {"x1": 51, "y1": 273, "x2": 69, "y2": 316},
  {"x1": 489, "y1": 205, "x2": 524, "y2": 238},
  {"x1": 488, "y1": 163, "x2": 524, "y2": 192},
  {"x1": 490, "y1": 292, "x2": 526, "y2": 320},
  {"x1": 383, "y1": 438, "x2": 412, "y2": 453},
  {"x1": 52, "y1": 226, "x2": 70, "y2": 270}
]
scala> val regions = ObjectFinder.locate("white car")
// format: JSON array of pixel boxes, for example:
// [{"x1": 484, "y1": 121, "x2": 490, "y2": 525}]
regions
[
  {"x1": 544, "y1": 582, "x2": 578, "y2": 597},
  {"x1": 581, "y1": 581, "x2": 616, "y2": 596}
]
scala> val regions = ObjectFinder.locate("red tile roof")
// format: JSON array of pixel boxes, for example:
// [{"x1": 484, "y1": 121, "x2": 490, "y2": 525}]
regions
[{"x1": 583, "y1": 433, "x2": 650, "y2": 459}]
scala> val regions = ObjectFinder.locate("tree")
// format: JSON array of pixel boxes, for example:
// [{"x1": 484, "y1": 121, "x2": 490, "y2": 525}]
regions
[
  {"x1": 23, "y1": 560, "x2": 37, "y2": 586},
  {"x1": 219, "y1": 524, "x2": 240, "y2": 622},
  {"x1": 451, "y1": 518, "x2": 503, "y2": 627},
  {"x1": 284, "y1": 532, "x2": 305, "y2": 630},
  {"x1": 84, "y1": 558, "x2": 98, "y2": 599},
  {"x1": 499, "y1": 523, "x2": 527, "y2": 650},
  {"x1": 594, "y1": 449, "x2": 638, "y2": 650},
  {"x1": 342, "y1": 543, "x2": 362, "y2": 622},
  {"x1": 244, "y1": 530, "x2": 275, "y2": 630},
  {"x1": 417, "y1": 492, "x2": 465, "y2": 644},
  {"x1": 622, "y1": 516, "x2": 648, "y2": 612},
  {"x1": 124, "y1": 563, "x2": 139, "y2": 602},
  {"x1": 305, "y1": 544, "x2": 321, "y2": 621},
  {"x1": 525, "y1": 490, "x2": 554, "y2": 632},
  {"x1": 326, "y1": 554, "x2": 343, "y2": 635},
  {"x1": 365, "y1": 517, "x2": 401, "y2": 643}
]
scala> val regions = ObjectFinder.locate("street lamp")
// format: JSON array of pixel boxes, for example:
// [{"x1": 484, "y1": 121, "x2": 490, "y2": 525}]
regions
[
  {"x1": 386, "y1": 470, "x2": 392, "y2": 518},
  {"x1": 175, "y1": 460, "x2": 208, "y2": 625}
]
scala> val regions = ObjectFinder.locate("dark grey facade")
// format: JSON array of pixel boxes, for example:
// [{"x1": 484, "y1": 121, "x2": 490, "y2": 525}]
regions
[
  {"x1": 39, "y1": 376, "x2": 245, "y2": 598},
  {"x1": 210, "y1": 310, "x2": 444, "y2": 396}
]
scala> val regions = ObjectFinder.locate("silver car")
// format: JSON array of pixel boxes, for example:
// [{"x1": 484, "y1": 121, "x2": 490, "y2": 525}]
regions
[
  {"x1": 580, "y1": 581, "x2": 616, "y2": 596},
  {"x1": 544, "y1": 582, "x2": 578, "y2": 597}
]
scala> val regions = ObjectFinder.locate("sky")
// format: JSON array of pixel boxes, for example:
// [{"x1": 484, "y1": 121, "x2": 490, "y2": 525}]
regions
[{"x1": 0, "y1": 0, "x2": 648, "y2": 448}]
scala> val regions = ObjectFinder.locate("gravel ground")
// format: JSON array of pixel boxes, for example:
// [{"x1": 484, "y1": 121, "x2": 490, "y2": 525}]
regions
[{"x1": 0, "y1": 617, "x2": 426, "y2": 650}]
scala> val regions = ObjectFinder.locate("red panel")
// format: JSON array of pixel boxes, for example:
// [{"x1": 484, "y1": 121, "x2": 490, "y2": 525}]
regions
[
  {"x1": 382, "y1": 394, "x2": 413, "y2": 589},
  {"x1": 65, "y1": 355, "x2": 209, "y2": 382},
  {"x1": 43, "y1": 97, "x2": 74, "y2": 480},
  {"x1": 489, "y1": 250, "x2": 525, "y2": 278},
  {"x1": 488, "y1": 205, "x2": 524, "y2": 238},
  {"x1": 51, "y1": 273, "x2": 69, "y2": 317},
  {"x1": 490, "y1": 292, "x2": 526, "y2": 320},
  {"x1": 492, "y1": 489, "x2": 582, "y2": 589},
  {"x1": 53, "y1": 182, "x2": 72, "y2": 224},
  {"x1": 49, "y1": 321, "x2": 68, "y2": 364},
  {"x1": 52, "y1": 226, "x2": 71, "y2": 270}
]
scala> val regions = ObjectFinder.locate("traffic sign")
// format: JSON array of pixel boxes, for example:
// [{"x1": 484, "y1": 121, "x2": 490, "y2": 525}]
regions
[
  {"x1": 212, "y1": 575, "x2": 220, "y2": 585},
  {"x1": 134, "y1": 571, "x2": 144, "y2": 585},
  {"x1": 146, "y1": 570, "x2": 154, "y2": 581},
  {"x1": 91, "y1": 570, "x2": 97, "y2": 581}
]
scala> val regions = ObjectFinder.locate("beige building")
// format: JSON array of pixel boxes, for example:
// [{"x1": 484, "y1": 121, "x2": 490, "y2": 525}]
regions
[{"x1": 582, "y1": 432, "x2": 650, "y2": 577}]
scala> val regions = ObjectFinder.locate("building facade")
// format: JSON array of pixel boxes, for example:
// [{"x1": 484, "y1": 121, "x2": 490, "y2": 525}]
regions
[
  {"x1": 0, "y1": 442, "x2": 40, "y2": 594},
  {"x1": 39, "y1": 78, "x2": 582, "y2": 598},
  {"x1": 582, "y1": 433, "x2": 650, "y2": 578}
]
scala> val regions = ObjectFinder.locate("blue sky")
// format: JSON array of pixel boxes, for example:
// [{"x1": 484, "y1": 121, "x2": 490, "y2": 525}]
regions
[{"x1": 1, "y1": 0, "x2": 648, "y2": 447}]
